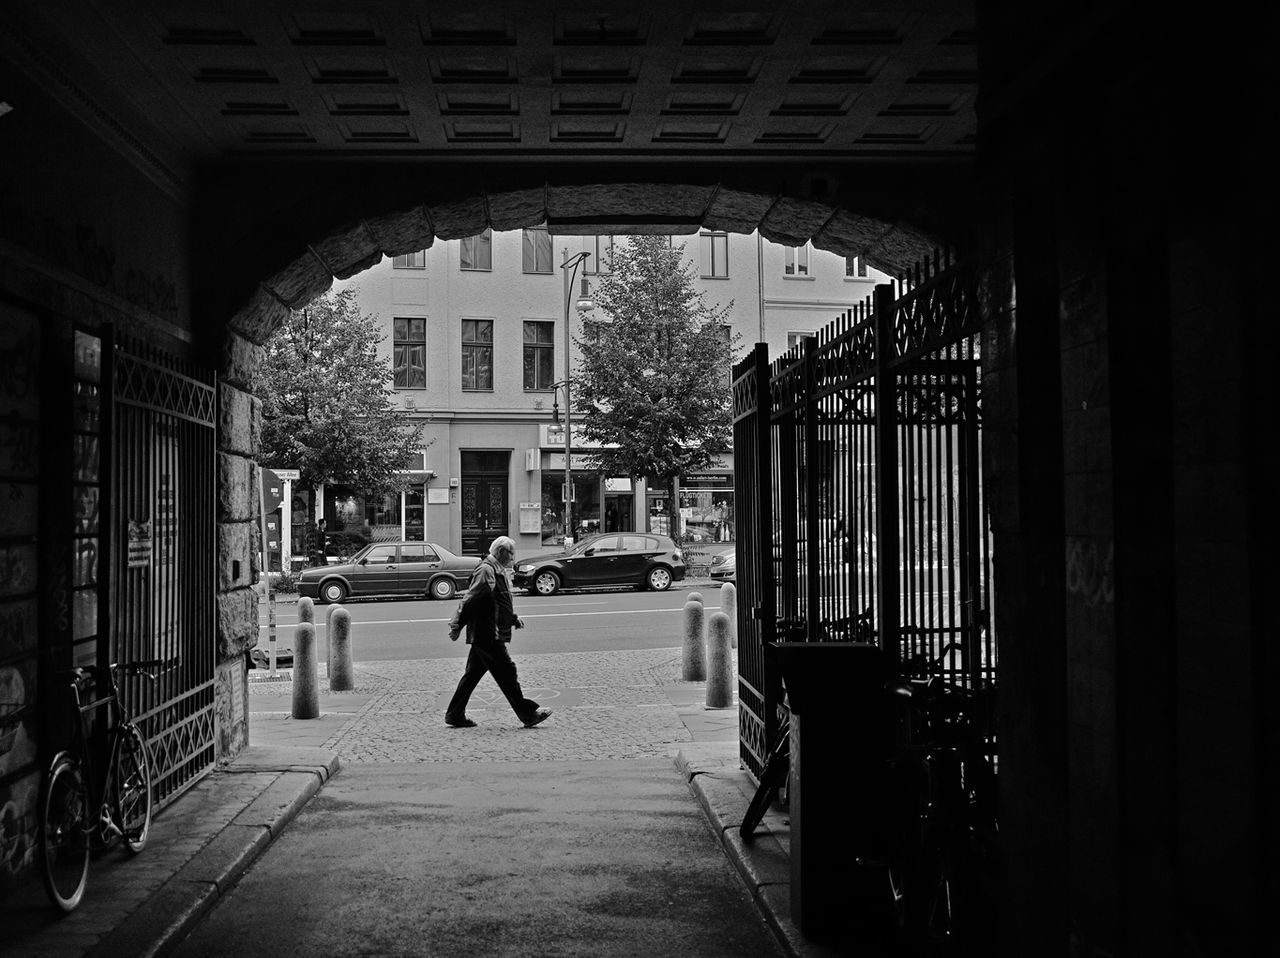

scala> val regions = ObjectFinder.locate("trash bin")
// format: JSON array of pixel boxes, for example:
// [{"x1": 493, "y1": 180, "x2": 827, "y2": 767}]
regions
[{"x1": 769, "y1": 640, "x2": 890, "y2": 940}]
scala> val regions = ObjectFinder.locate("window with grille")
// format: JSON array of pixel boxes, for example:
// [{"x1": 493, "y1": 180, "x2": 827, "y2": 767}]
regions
[
  {"x1": 523, "y1": 321, "x2": 555, "y2": 390},
  {"x1": 392, "y1": 250, "x2": 425, "y2": 269},
  {"x1": 393, "y1": 318, "x2": 426, "y2": 388},
  {"x1": 784, "y1": 244, "x2": 810, "y2": 276},
  {"x1": 461, "y1": 319, "x2": 494, "y2": 391},
  {"x1": 460, "y1": 229, "x2": 493, "y2": 271},
  {"x1": 522, "y1": 226, "x2": 553, "y2": 274},
  {"x1": 699, "y1": 232, "x2": 729, "y2": 278}
]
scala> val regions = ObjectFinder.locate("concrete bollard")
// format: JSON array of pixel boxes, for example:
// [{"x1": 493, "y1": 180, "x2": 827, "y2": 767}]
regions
[
  {"x1": 297, "y1": 596, "x2": 314, "y2": 624},
  {"x1": 329, "y1": 608, "x2": 354, "y2": 691},
  {"x1": 720, "y1": 582, "x2": 738, "y2": 648},
  {"x1": 681, "y1": 599, "x2": 706, "y2": 681},
  {"x1": 687, "y1": 591, "x2": 704, "y2": 606},
  {"x1": 705, "y1": 612, "x2": 734, "y2": 708},
  {"x1": 326, "y1": 603, "x2": 340, "y2": 668},
  {"x1": 291, "y1": 622, "x2": 319, "y2": 719}
]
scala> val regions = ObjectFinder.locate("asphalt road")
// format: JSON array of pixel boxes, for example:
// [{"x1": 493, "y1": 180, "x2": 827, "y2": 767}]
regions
[{"x1": 256, "y1": 585, "x2": 727, "y2": 662}]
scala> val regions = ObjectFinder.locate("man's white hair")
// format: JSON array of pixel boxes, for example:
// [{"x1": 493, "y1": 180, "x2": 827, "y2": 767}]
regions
[{"x1": 489, "y1": 536, "x2": 516, "y2": 558}]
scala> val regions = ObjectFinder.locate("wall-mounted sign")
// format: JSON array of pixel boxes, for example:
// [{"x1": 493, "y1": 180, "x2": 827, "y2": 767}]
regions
[
  {"x1": 428, "y1": 488, "x2": 450, "y2": 504},
  {"x1": 518, "y1": 502, "x2": 540, "y2": 534},
  {"x1": 127, "y1": 519, "x2": 152, "y2": 568}
]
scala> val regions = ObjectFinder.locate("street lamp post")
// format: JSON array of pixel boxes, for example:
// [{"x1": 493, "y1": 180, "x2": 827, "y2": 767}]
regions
[{"x1": 558, "y1": 249, "x2": 591, "y2": 547}]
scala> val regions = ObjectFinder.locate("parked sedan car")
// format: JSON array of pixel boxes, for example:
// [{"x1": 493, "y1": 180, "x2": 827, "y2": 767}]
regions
[
  {"x1": 297, "y1": 541, "x2": 480, "y2": 604},
  {"x1": 512, "y1": 533, "x2": 685, "y2": 596},
  {"x1": 709, "y1": 548, "x2": 736, "y2": 582}
]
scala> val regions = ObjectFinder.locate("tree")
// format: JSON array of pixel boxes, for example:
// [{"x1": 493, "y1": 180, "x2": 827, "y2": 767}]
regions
[
  {"x1": 574, "y1": 235, "x2": 740, "y2": 541},
  {"x1": 254, "y1": 288, "x2": 421, "y2": 503}
]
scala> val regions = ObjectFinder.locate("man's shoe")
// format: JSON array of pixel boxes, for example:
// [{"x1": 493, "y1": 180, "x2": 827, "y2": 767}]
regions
[
  {"x1": 522, "y1": 708, "x2": 552, "y2": 728},
  {"x1": 445, "y1": 717, "x2": 477, "y2": 728}
]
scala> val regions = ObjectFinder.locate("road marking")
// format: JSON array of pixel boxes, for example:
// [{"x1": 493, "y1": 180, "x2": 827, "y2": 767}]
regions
[{"x1": 259, "y1": 606, "x2": 721, "y2": 627}]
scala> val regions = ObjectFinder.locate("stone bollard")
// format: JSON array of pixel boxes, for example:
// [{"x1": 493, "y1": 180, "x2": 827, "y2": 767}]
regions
[
  {"x1": 681, "y1": 599, "x2": 706, "y2": 681},
  {"x1": 297, "y1": 596, "x2": 314, "y2": 624},
  {"x1": 291, "y1": 622, "x2": 319, "y2": 719},
  {"x1": 705, "y1": 612, "x2": 734, "y2": 708},
  {"x1": 329, "y1": 608, "x2": 354, "y2": 691},
  {"x1": 720, "y1": 582, "x2": 738, "y2": 648},
  {"x1": 687, "y1": 591, "x2": 704, "y2": 606}
]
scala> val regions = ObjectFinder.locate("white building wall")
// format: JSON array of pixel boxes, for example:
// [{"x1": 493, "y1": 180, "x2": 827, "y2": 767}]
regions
[{"x1": 333, "y1": 230, "x2": 890, "y2": 555}]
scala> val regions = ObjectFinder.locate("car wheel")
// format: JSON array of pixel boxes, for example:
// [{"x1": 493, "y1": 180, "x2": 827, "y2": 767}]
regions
[
  {"x1": 429, "y1": 576, "x2": 456, "y2": 601},
  {"x1": 320, "y1": 580, "x2": 347, "y2": 604},
  {"x1": 646, "y1": 566, "x2": 672, "y2": 592},
  {"x1": 533, "y1": 570, "x2": 560, "y2": 596}
]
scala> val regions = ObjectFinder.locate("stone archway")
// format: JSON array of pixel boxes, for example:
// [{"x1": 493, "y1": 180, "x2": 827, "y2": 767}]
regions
[{"x1": 211, "y1": 181, "x2": 952, "y2": 756}]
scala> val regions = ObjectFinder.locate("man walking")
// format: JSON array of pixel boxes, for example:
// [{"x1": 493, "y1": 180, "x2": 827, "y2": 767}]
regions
[{"x1": 445, "y1": 536, "x2": 551, "y2": 729}]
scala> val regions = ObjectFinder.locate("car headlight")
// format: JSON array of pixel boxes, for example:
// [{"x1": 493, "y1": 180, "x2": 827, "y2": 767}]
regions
[
  {"x1": 673, "y1": 551, "x2": 683, "y2": 562},
  {"x1": 516, "y1": 564, "x2": 534, "y2": 573}
]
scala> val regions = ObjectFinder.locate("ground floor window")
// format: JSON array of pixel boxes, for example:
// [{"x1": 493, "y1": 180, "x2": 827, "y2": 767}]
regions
[
  {"x1": 541, "y1": 471, "x2": 602, "y2": 547},
  {"x1": 680, "y1": 474, "x2": 734, "y2": 543}
]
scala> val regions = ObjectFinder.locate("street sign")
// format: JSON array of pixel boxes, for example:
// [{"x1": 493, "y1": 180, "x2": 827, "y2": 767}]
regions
[{"x1": 261, "y1": 468, "x2": 284, "y2": 514}]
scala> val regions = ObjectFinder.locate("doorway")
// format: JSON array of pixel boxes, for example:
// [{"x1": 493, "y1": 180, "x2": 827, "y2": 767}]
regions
[{"x1": 460, "y1": 450, "x2": 510, "y2": 557}]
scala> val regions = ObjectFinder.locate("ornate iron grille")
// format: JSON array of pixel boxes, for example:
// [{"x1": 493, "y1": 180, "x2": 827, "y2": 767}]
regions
[
  {"x1": 734, "y1": 250, "x2": 994, "y2": 783},
  {"x1": 111, "y1": 337, "x2": 216, "y2": 809},
  {"x1": 730, "y1": 344, "x2": 776, "y2": 779}
]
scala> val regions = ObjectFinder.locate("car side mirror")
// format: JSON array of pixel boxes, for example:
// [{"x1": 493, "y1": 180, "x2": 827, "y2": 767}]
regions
[
  {"x1": 583, "y1": 547, "x2": 595, "y2": 556},
  {"x1": 358, "y1": 558, "x2": 367, "y2": 565}
]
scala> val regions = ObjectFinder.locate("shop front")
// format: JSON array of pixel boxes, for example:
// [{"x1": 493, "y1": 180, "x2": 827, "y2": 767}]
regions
[{"x1": 536, "y1": 424, "x2": 640, "y2": 548}]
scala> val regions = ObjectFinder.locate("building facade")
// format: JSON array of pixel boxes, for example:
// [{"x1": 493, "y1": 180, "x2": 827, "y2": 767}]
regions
[{"x1": 317, "y1": 229, "x2": 887, "y2": 559}]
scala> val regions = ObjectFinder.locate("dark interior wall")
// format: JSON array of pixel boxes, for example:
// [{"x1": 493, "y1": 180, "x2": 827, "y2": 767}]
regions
[
  {"x1": 0, "y1": 57, "x2": 194, "y2": 352},
  {"x1": 980, "y1": 2, "x2": 1270, "y2": 954}
]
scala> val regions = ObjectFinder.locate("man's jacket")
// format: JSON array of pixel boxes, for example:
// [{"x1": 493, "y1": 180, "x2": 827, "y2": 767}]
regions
[{"x1": 450, "y1": 555, "x2": 517, "y2": 644}]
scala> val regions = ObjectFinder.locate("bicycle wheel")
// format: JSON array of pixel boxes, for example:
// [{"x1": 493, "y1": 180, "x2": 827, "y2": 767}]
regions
[
  {"x1": 739, "y1": 725, "x2": 790, "y2": 839},
  {"x1": 40, "y1": 754, "x2": 90, "y2": 912},
  {"x1": 112, "y1": 724, "x2": 153, "y2": 853}
]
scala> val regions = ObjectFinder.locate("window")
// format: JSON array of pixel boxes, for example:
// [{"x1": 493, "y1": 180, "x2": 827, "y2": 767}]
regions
[
  {"x1": 589, "y1": 536, "x2": 621, "y2": 553},
  {"x1": 392, "y1": 250, "x2": 425, "y2": 269},
  {"x1": 393, "y1": 318, "x2": 426, "y2": 389},
  {"x1": 621, "y1": 535, "x2": 651, "y2": 551},
  {"x1": 401, "y1": 544, "x2": 439, "y2": 562},
  {"x1": 523, "y1": 321, "x2": 555, "y2": 390},
  {"x1": 699, "y1": 232, "x2": 729, "y2": 278},
  {"x1": 461, "y1": 319, "x2": 493, "y2": 390},
  {"x1": 365, "y1": 545, "x2": 397, "y2": 565},
  {"x1": 522, "y1": 226, "x2": 553, "y2": 273},
  {"x1": 788, "y1": 331, "x2": 815, "y2": 350},
  {"x1": 460, "y1": 229, "x2": 492, "y2": 271},
  {"x1": 784, "y1": 244, "x2": 810, "y2": 276},
  {"x1": 584, "y1": 235, "x2": 614, "y2": 274},
  {"x1": 845, "y1": 255, "x2": 868, "y2": 278}
]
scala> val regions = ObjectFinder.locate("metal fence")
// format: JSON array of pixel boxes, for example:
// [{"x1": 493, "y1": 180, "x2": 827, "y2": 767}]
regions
[
  {"x1": 733, "y1": 251, "x2": 994, "y2": 780},
  {"x1": 111, "y1": 337, "x2": 217, "y2": 808}
]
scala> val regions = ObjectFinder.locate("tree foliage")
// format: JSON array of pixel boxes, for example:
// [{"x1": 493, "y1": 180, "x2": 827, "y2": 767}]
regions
[
  {"x1": 254, "y1": 287, "x2": 420, "y2": 497},
  {"x1": 574, "y1": 236, "x2": 739, "y2": 499}
]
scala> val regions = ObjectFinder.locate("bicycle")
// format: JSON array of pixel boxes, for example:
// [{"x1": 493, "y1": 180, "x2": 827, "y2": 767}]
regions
[
  {"x1": 39, "y1": 660, "x2": 158, "y2": 912},
  {"x1": 883, "y1": 644, "x2": 999, "y2": 952}
]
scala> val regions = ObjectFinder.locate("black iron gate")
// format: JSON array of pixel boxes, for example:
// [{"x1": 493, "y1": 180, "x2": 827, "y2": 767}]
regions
[
  {"x1": 733, "y1": 251, "x2": 993, "y2": 779},
  {"x1": 111, "y1": 338, "x2": 217, "y2": 808}
]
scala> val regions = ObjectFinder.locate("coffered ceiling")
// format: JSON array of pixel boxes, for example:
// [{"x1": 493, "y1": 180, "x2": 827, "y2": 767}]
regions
[{"x1": 8, "y1": 1, "x2": 977, "y2": 165}]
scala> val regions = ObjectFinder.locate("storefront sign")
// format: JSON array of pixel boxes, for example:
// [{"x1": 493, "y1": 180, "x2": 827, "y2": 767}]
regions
[
  {"x1": 683, "y1": 473, "x2": 733, "y2": 487},
  {"x1": 548, "y1": 453, "x2": 597, "y2": 470}
]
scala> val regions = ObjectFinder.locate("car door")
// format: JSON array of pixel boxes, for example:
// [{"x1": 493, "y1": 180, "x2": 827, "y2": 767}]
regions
[
  {"x1": 352, "y1": 544, "x2": 399, "y2": 595},
  {"x1": 561, "y1": 536, "x2": 618, "y2": 586},
  {"x1": 397, "y1": 543, "x2": 441, "y2": 593},
  {"x1": 615, "y1": 534, "x2": 660, "y2": 583}
]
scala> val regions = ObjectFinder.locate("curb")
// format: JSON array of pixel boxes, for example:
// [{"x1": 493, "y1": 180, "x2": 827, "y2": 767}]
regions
[{"x1": 88, "y1": 748, "x2": 340, "y2": 958}]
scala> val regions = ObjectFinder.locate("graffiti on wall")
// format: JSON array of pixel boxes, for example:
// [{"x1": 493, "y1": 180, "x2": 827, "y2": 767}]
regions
[
  {"x1": 1066, "y1": 537, "x2": 1114, "y2": 608},
  {"x1": 0, "y1": 178, "x2": 179, "y2": 320}
]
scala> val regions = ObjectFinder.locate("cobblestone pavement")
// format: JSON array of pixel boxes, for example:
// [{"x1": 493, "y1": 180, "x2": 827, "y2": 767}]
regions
[{"x1": 248, "y1": 646, "x2": 740, "y2": 762}]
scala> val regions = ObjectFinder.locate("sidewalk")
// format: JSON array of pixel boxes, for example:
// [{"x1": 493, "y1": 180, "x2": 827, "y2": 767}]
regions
[{"x1": 1, "y1": 652, "x2": 849, "y2": 958}]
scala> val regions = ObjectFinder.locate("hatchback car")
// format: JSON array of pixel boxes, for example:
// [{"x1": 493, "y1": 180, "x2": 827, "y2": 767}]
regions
[
  {"x1": 512, "y1": 533, "x2": 686, "y2": 596},
  {"x1": 297, "y1": 541, "x2": 480, "y2": 604}
]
